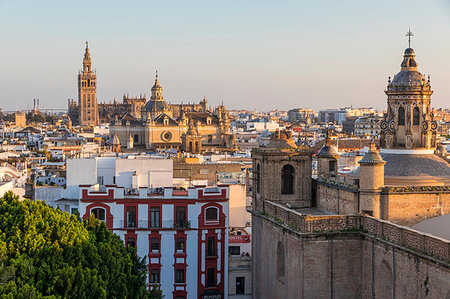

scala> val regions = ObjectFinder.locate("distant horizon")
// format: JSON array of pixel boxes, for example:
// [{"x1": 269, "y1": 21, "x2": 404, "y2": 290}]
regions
[{"x1": 1, "y1": 0, "x2": 450, "y2": 112}]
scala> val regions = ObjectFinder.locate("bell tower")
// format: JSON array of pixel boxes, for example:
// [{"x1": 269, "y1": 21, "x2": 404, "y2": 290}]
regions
[
  {"x1": 78, "y1": 41, "x2": 99, "y2": 126},
  {"x1": 380, "y1": 30, "x2": 437, "y2": 149}
]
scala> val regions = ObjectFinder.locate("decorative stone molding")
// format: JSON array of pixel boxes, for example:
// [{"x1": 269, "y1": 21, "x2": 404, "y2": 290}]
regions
[{"x1": 252, "y1": 198, "x2": 450, "y2": 262}]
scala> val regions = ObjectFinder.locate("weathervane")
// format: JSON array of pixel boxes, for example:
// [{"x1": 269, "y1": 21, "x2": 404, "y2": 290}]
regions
[{"x1": 406, "y1": 27, "x2": 414, "y2": 48}]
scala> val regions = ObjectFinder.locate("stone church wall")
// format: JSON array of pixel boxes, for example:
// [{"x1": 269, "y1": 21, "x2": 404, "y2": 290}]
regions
[
  {"x1": 383, "y1": 190, "x2": 450, "y2": 226},
  {"x1": 251, "y1": 199, "x2": 450, "y2": 298},
  {"x1": 316, "y1": 181, "x2": 358, "y2": 214}
]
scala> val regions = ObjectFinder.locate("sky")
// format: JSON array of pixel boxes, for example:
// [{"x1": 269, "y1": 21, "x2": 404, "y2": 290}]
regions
[{"x1": 1, "y1": 0, "x2": 450, "y2": 112}]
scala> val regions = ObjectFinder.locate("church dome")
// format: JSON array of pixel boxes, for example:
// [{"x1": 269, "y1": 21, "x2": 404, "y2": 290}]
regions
[
  {"x1": 143, "y1": 71, "x2": 170, "y2": 112},
  {"x1": 317, "y1": 137, "x2": 339, "y2": 157},
  {"x1": 390, "y1": 70, "x2": 425, "y2": 86},
  {"x1": 317, "y1": 144, "x2": 339, "y2": 157},
  {"x1": 143, "y1": 99, "x2": 170, "y2": 112}
]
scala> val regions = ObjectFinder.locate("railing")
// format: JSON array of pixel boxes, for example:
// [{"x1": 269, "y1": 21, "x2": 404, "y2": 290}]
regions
[
  {"x1": 253, "y1": 198, "x2": 450, "y2": 262},
  {"x1": 119, "y1": 220, "x2": 191, "y2": 229}
]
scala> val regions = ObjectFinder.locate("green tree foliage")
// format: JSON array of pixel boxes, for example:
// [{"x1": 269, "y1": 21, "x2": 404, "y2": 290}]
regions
[
  {"x1": 26, "y1": 112, "x2": 45, "y2": 123},
  {"x1": 0, "y1": 192, "x2": 149, "y2": 298},
  {"x1": 149, "y1": 283, "x2": 164, "y2": 299},
  {"x1": 2, "y1": 113, "x2": 14, "y2": 122}
]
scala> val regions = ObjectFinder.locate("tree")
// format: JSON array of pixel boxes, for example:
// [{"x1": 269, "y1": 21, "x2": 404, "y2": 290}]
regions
[
  {"x1": 149, "y1": 283, "x2": 164, "y2": 299},
  {"x1": 0, "y1": 192, "x2": 149, "y2": 298}
]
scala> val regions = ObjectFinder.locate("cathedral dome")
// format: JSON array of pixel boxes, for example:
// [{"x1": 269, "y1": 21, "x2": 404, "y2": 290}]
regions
[
  {"x1": 143, "y1": 71, "x2": 171, "y2": 112},
  {"x1": 390, "y1": 70, "x2": 425, "y2": 86},
  {"x1": 143, "y1": 99, "x2": 170, "y2": 112}
]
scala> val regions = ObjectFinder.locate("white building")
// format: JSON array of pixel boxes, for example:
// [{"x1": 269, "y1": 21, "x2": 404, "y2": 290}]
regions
[
  {"x1": 79, "y1": 184, "x2": 229, "y2": 299},
  {"x1": 61, "y1": 155, "x2": 229, "y2": 298}
]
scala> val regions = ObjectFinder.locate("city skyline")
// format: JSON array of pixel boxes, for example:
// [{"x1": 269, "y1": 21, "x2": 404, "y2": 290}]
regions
[{"x1": 1, "y1": 0, "x2": 450, "y2": 112}]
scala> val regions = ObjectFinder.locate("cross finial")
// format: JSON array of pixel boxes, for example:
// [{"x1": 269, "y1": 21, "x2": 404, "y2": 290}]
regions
[
  {"x1": 406, "y1": 27, "x2": 414, "y2": 48},
  {"x1": 85, "y1": 41, "x2": 88, "y2": 48},
  {"x1": 155, "y1": 70, "x2": 158, "y2": 78}
]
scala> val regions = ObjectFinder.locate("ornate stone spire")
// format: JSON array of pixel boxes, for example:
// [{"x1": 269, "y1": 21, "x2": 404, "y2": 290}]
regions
[
  {"x1": 83, "y1": 41, "x2": 92, "y2": 73},
  {"x1": 151, "y1": 70, "x2": 163, "y2": 100}
]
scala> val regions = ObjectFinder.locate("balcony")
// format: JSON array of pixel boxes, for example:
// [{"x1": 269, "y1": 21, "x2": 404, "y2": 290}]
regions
[{"x1": 119, "y1": 220, "x2": 191, "y2": 229}]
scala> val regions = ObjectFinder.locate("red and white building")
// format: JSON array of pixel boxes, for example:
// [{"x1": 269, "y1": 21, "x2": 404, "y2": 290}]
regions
[{"x1": 78, "y1": 183, "x2": 229, "y2": 299}]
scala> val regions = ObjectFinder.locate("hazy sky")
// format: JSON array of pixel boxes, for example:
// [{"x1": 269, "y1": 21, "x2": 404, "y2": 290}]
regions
[{"x1": 1, "y1": 0, "x2": 450, "y2": 112}]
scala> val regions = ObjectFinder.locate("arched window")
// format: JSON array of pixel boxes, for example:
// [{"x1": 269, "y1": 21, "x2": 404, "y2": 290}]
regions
[
  {"x1": 189, "y1": 141, "x2": 193, "y2": 152},
  {"x1": 398, "y1": 106, "x2": 405, "y2": 125},
  {"x1": 256, "y1": 163, "x2": 261, "y2": 194},
  {"x1": 281, "y1": 164, "x2": 294, "y2": 195},
  {"x1": 277, "y1": 241, "x2": 285, "y2": 282},
  {"x1": 91, "y1": 208, "x2": 105, "y2": 221},
  {"x1": 413, "y1": 107, "x2": 420, "y2": 125},
  {"x1": 205, "y1": 207, "x2": 218, "y2": 223}
]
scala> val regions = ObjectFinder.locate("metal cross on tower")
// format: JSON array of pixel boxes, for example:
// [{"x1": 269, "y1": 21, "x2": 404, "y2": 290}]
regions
[{"x1": 406, "y1": 27, "x2": 414, "y2": 48}]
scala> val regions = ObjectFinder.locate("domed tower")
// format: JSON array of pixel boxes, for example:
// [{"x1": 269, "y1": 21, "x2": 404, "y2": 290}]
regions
[
  {"x1": 380, "y1": 32, "x2": 437, "y2": 150},
  {"x1": 141, "y1": 72, "x2": 173, "y2": 121},
  {"x1": 317, "y1": 136, "x2": 339, "y2": 179},
  {"x1": 358, "y1": 142, "x2": 386, "y2": 217}
]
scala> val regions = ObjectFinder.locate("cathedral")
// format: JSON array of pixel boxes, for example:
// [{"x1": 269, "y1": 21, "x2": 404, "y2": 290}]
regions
[
  {"x1": 68, "y1": 43, "x2": 237, "y2": 153},
  {"x1": 109, "y1": 73, "x2": 237, "y2": 152}
]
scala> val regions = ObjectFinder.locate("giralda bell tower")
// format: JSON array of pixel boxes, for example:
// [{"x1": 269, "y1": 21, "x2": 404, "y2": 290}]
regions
[{"x1": 78, "y1": 42, "x2": 99, "y2": 126}]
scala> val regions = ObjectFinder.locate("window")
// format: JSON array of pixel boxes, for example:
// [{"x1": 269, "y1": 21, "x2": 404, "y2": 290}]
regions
[
  {"x1": 398, "y1": 106, "x2": 405, "y2": 125},
  {"x1": 236, "y1": 277, "x2": 245, "y2": 294},
  {"x1": 207, "y1": 237, "x2": 216, "y2": 256},
  {"x1": 150, "y1": 207, "x2": 161, "y2": 228},
  {"x1": 229, "y1": 246, "x2": 240, "y2": 256},
  {"x1": 91, "y1": 208, "x2": 105, "y2": 221},
  {"x1": 413, "y1": 107, "x2": 420, "y2": 125},
  {"x1": 176, "y1": 238, "x2": 185, "y2": 252},
  {"x1": 189, "y1": 141, "x2": 193, "y2": 152},
  {"x1": 150, "y1": 269, "x2": 159, "y2": 283},
  {"x1": 256, "y1": 163, "x2": 261, "y2": 194},
  {"x1": 208, "y1": 135, "x2": 213, "y2": 143},
  {"x1": 112, "y1": 176, "x2": 116, "y2": 185},
  {"x1": 126, "y1": 206, "x2": 136, "y2": 228},
  {"x1": 126, "y1": 237, "x2": 136, "y2": 248},
  {"x1": 205, "y1": 207, "x2": 218, "y2": 222},
  {"x1": 176, "y1": 207, "x2": 186, "y2": 227},
  {"x1": 134, "y1": 134, "x2": 139, "y2": 143},
  {"x1": 175, "y1": 269, "x2": 185, "y2": 283},
  {"x1": 151, "y1": 238, "x2": 159, "y2": 252},
  {"x1": 206, "y1": 268, "x2": 215, "y2": 287},
  {"x1": 97, "y1": 176, "x2": 104, "y2": 185},
  {"x1": 281, "y1": 164, "x2": 294, "y2": 195},
  {"x1": 329, "y1": 160, "x2": 336, "y2": 172}
]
